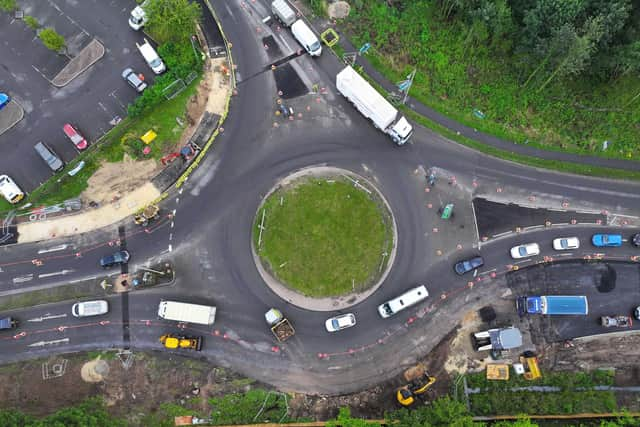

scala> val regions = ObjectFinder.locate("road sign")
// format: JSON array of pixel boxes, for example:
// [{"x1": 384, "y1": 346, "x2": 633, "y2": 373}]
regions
[{"x1": 359, "y1": 42, "x2": 371, "y2": 55}]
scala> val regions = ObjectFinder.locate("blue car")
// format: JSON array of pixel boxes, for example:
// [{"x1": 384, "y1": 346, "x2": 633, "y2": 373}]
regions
[
  {"x1": 99, "y1": 250, "x2": 130, "y2": 268},
  {"x1": 0, "y1": 93, "x2": 9, "y2": 110},
  {"x1": 591, "y1": 234, "x2": 622, "y2": 247}
]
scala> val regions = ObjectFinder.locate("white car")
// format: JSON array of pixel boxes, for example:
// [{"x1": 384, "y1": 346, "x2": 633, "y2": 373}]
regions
[
  {"x1": 325, "y1": 313, "x2": 356, "y2": 332},
  {"x1": 0, "y1": 174, "x2": 24, "y2": 204},
  {"x1": 510, "y1": 243, "x2": 540, "y2": 259},
  {"x1": 552, "y1": 237, "x2": 580, "y2": 250}
]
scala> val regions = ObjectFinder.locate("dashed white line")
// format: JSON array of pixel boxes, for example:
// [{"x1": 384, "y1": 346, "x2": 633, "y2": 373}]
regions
[
  {"x1": 169, "y1": 233, "x2": 173, "y2": 241},
  {"x1": 170, "y1": 221, "x2": 174, "y2": 228},
  {"x1": 168, "y1": 244, "x2": 173, "y2": 252}
]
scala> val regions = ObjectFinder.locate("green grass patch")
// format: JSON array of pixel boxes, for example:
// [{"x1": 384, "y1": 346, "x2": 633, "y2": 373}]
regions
[
  {"x1": 209, "y1": 389, "x2": 296, "y2": 425},
  {"x1": 0, "y1": 279, "x2": 108, "y2": 312},
  {"x1": 341, "y1": 2, "x2": 640, "y2": 162},
  {"x1": 255, "y1": 178, "x2": 392, "y2": 297},
  {"x1": 465, "y1": 370, "x2": 617, "y2": 416}
]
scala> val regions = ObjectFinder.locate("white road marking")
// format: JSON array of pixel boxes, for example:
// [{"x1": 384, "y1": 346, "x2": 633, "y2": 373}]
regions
[
  {"x1": 168, "y1": 244, "x2": 173, "y2": 252},
  {"x1": 12, "y1": 274, "x2": 34, "y2": 284},
  {"x1": 38, "y1": 269, "x2": 74, "y2": 279},
  {"x1": 27, "y1": 314, "x2": 67, "y2": 322},
  {"x1": 28, "y1": 338, "x2": 70, "y2": 348},
  {"x1": 38, "y1": 244, "x2": 71, "y2": 254}
]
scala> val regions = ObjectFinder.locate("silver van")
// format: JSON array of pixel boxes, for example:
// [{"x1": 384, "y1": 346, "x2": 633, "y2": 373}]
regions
[
  {"x1": 72, "y1": 300, "x2": 109, "y2": 317},
  {"x1": 34, "y1": 142, "x2": 64, "y2": 172}
]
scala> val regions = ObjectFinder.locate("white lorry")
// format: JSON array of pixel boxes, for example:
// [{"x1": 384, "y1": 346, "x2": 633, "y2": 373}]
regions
[
  {"x1": 336, "y1": 66, "x2": 413, "y2": 145},
  {"x1": 271, "y1": 0, "x2": 296, "y2": 27},
  {"x1": 157, "y1": 300, "x2": 216, "y2": 325}
]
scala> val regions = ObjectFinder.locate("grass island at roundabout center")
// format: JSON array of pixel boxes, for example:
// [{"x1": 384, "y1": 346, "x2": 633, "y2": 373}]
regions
[{"x1": 253, "y1": 167, "x2": 397, "y2": 310}]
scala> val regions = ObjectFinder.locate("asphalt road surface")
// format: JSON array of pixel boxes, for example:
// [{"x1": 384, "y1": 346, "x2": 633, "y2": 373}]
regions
[{"x1": 0, "y1": 0, "x2": 639, "y2": 395}]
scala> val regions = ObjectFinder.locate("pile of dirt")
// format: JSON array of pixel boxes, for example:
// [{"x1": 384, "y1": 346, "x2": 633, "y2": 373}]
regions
[{"x1": 83, "y1": 155, "x2": 160, "y2": 206}]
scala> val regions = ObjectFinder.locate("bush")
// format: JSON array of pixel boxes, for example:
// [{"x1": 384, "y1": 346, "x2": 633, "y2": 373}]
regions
[
  {"x1": 39, "y1": 28, "x2": 65, "y2": 52},
  {"x1": 0, "y1": 0, "x2": 16, "y2": 12},
  {"x1": 24, "y1": 15, "x2": 40, "y2": 30}
]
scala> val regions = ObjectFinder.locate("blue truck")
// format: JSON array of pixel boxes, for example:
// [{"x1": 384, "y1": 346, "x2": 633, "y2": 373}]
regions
[{"x1": 517, "y1": 295, "x2": 588, "y2": 315}]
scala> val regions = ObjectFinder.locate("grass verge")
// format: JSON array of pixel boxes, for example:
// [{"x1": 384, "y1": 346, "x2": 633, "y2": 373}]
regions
[
  {"x1": 463, "y1": 370, "x2": 617, "y2": 416},
  {"x1": 0, "y1": 279, "x2": 108, "y2": 312},
  {"x1": 254, "y1": 178, "x2": 392, "y2": 297}
]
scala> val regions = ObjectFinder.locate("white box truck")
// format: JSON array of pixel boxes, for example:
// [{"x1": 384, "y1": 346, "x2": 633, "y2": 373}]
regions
[
  {"x1": 158, "y1": 300, "x2": 216, "y2": 325},
  {"x1": 271, "y1": 0, "x2": 296, "y2": 27},
  {"x1": 336, "y1": 66, "x2": 413, "y2": 145}
]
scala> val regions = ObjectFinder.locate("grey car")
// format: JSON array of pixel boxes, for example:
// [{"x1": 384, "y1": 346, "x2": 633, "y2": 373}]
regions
[{"x1": 122, "y1": 68, "x2": 147, "y2": 93}]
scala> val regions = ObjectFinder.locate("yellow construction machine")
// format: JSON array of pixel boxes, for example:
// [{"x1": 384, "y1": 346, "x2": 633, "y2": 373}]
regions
[
  {"x1": 396, "y1": 364, "x2": 436, "y2": 406},
  {"x1": 160, "y1": 334, "x2": 203, "y2": 351}
]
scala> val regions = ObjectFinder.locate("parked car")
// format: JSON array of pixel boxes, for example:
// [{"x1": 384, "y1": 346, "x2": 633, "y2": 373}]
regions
[
  {"x1": 63, "y1": 124, "x2": 88, "y2": 150},
  {"x1": 121, "y1": 68, "x2": 147, "y2": 93},
  {"x1": 0, "y1": 174, "x2": 24, "y2": 204},
  {"x1": 325, "y1": 313, "x2": 356, "y2": 332},
  {"x1": 0, "y1": 316, "x2": 18, "y2": 330},
  {"x1": 552, "y1": 237, "x2": 580, "y2": 250},
  {"x1": 454, "y1": 256, "x2": 484, "y2": 275},
  {"x1": 99, "y1": 250, "x2": 130, "y2": 268},
  {"x1": 632, "y1": 233, "x2": 640, "y2": 248},
  {"x1": 591, "y1": 234, "x2": 622, "y2": 247},
  {"x1": 0, "y1": 93, "x2": 9, "y2": 110},
  {"x1": 600, "y1": 315, "x2": 632, "y2": 328},
  {"x1": 72, "y1": 300, "x2": 109, "y2": 317},
  {"x1": 510, "y1": 243, "x2": 540, "y2": 259},
  {"x1": 635, "y1": 306, "x2": 640, "y2": 321}
]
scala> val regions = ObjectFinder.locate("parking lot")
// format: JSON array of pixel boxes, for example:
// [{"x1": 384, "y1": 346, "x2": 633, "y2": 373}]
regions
[
  {"x1": 507, "y1": 261, "x2": 640, "y2": 342},
  {"x1": 0, "y1": 0, "x2": 157, "y2": 192}
]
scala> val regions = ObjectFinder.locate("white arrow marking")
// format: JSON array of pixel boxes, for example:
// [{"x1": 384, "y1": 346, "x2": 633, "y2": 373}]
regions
[
  {"x1": 38, "y1": 269, "x2": 75, "y2": 279},
  {"x1": 37, "y1": 244, "x2": 71, "y2": 254},
  {"x1": 27, "y1": 314, "x2": 67, "y2": 322},
  {"x1": 28, "y1": 338, "x2": 69, "y2": 347}
]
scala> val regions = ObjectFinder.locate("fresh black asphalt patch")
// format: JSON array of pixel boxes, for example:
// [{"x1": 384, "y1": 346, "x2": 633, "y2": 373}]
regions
[
  {"x1": 272, "y1": 63, "x2": 307, "y2": 99},
  {"x1": 474, "y1": 198, "x2": 606, "y2": 238},
  {"x1": 507, "y1": 261, "x2": 640, "y2": 342},
  {"x1": 262, "y1": 35, "x2": 283, "y2": 59}
]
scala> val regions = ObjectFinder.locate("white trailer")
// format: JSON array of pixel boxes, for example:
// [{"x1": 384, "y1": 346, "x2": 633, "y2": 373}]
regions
[
  {"x1": 336, "y1": 66, "x2": 413, "y2": 145},
  {"x1": 271, "y1": 0, "x2": 296, "y2": 27},
  {"x1": 158, "y1": 300, "x2": 216, "y2": 325}
]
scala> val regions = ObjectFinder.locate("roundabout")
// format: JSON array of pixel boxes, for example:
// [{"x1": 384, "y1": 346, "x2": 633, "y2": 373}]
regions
[{"x1": 252, "y1": 166, "x2": 397, "y2": 310}]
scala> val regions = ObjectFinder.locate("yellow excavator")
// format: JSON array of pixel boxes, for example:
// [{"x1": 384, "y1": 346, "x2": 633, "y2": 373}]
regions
[
  {"x1": 160, "y1": 334, "x2": 203, "y2": 351},
  {"x1": 396, "y1": 364, "x2": 436, "y2": 406}
]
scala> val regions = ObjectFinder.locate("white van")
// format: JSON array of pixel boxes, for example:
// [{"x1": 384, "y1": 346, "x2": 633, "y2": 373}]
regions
[
  {"x1": 291, "y1": 20, "x2": 322, "y2": 57},
  {"x1": 136, "y1": 38, "x2": 166, "y2": 74},
  {"x1": 0, "y1": 175, "x2": 24, "y2": 204},
  {"x1": 128, "y1": 0, "x2": 148, "y2": 31},
  {"x1": 72, "y1": 300, "x2": 109, "y2": 317},
  {"x1": 158, "y1": 300, "x2": 216, "y2": 325},
  {"x1": 378, "y1": 285, "x2": 429, "y2": 318}
]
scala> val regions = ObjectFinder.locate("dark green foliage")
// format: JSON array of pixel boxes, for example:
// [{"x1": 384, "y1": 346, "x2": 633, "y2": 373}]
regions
[
  {"x1": 209, "y1": 389, "x2": 294, "y2": 425},
  {"x1": 343, "y1": 0, "x2": 640, "y2": 159},
  {"x1": 387, "y1": 396, "x2": 478, "y2": 427},
  {"x1": 128, "y1": 40, "x2": 202, "y2": 119},
  {"x1": 0, "y1": 398, "x2": 124, "y2": 427},
  {"x1": 327, "y1": 407, "x2": 380, "y2": 427},
  {"x1": 0, "y1": 0, "x2": 16, "y2": 12},
  {"x1": 145, "y1": 0, "x2": 201, "y2": 44}
]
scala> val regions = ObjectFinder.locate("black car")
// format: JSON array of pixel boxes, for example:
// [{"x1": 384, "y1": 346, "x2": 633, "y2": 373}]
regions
[
  {"x1": 100, "y1": 250, "x2": 130, "y2": 268},
  {"x1": 632, "y1": 233, "x2": 640, "y2": 248},
  {"x1": 454, "y1": 256, "x2": 484, "y2": 275}
]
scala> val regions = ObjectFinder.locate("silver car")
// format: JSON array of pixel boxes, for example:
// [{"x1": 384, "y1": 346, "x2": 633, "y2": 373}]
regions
[
  {"x1": 510, "y1": 243, "x2": 540, "y2": 259},
  {"x1": 122, "y1": 68, "x2": 147, "y2": 93},
  {"x1": 325, "y1": 313, "x2": 356, "y2": 332}
]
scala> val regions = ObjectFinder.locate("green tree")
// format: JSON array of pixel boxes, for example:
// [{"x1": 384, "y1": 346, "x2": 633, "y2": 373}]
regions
[
  {"x1": 0, "y1": 0, "x2": 16, "y2": 12},
  {"x1": 38, "y1": 28, "x2": 66, "y2": 52},
  {"x1": 387, "y1": 396, "x2": 479, "y2": 427},
  {"x1": 145, "y1": 0, "x2": 201, "y2": 44},
  {"x1": 326, "y1": 407, "x2": 380, "y2": 427},
  {"x1": 494, "y1": 417, "x2": 539, "y2": 427},
  {"x1": 35, "y1": 397, "x2": 125, "y2": 427},
  {"x1": 24, "y1": 15, "x2": 41, "y2": 30}
]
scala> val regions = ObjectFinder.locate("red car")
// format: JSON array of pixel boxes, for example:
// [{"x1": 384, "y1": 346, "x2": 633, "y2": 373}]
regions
[{"x1": 63, "y1": 123, "x2": 88, "y2": 150}]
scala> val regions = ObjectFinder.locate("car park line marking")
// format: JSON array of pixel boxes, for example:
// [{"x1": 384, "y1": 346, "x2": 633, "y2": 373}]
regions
[
  {"x1": 30, "y1": 65, "x2": 53, "y2": 84},
  {"x1": 109, "y1": 91, "x2": 127, "y2": 112}
]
